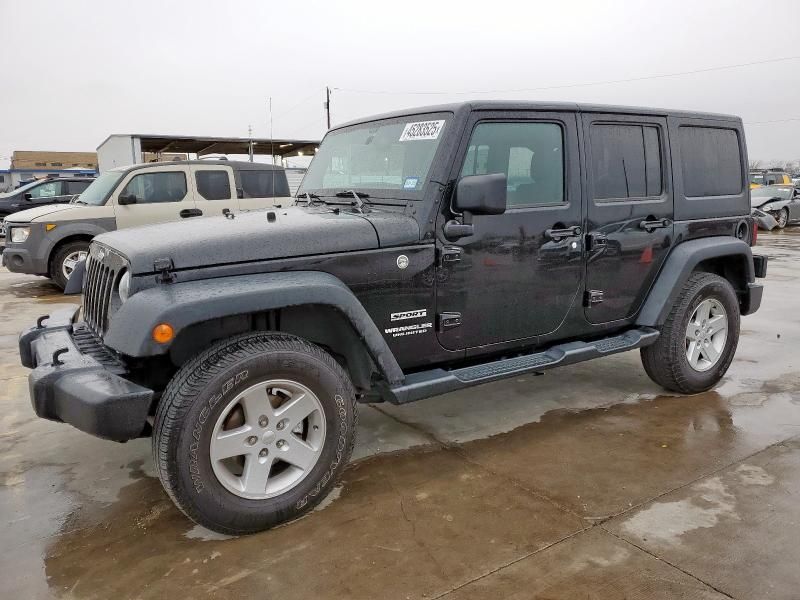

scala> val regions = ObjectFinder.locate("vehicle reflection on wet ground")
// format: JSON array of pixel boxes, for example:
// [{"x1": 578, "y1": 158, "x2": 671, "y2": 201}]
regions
[{"x1": 1, "y1": 227, "x2": 799, "y2": 599}]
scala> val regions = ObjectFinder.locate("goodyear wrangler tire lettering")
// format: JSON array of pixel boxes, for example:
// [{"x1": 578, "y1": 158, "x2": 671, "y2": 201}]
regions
[{"x1": 152, "y1": 333, "x2": 357, "y2": 535}]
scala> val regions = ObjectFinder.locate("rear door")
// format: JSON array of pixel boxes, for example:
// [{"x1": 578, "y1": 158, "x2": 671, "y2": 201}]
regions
[
  {"x1": 112, "y1": 166, "x2": 197, "y2": 228},
  {"x1": 582, "y1": 113, "x2": 674, "y2": 324},
  {"x1": 190, "y1": 165, "x2": 238, "y2": 216},
  {"x1": 435, "y1": 110, "x2": 583, "y2": 351},
  {"x1": 237, "y1": 168, "x2": 289, "y2": 211}
]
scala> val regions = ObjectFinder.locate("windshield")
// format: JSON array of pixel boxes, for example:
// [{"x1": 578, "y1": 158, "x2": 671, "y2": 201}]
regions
[
  {"x1": 78, "y1": 171, "x2": 124, "y2": 205},
  {"x1": 751, "y1": 186, "x2": 791, "y2": 200},
  {"x1": 299, "y1": 114, "x2": 449, "y2": 198}
]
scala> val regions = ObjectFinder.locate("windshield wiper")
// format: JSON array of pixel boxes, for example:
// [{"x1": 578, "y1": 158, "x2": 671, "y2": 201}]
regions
[{"x1": 335, "y1": 190, "x2": 370, "y2": 212}]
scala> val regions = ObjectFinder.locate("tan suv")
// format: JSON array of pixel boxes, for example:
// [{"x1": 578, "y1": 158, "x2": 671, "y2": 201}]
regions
[{"x1": 2, "y1": 160, "x2": 292, "y2": 287}]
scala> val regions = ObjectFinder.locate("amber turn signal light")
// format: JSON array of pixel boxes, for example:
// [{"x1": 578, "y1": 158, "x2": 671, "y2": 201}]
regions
[{"x1": 152, "y1": 323, "x2": 175, "y2": 344}]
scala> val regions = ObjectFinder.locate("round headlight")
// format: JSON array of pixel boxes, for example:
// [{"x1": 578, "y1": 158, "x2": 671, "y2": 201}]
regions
[{"x1": 118, "y1": 270, "x2": 131, "y2": 302}]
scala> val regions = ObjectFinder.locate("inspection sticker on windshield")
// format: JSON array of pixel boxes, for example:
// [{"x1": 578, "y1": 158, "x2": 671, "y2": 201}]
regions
[
  {"x1": 403, "y1": 177, "x2": 419, "y2": 189},
  {"x1": 399, "y1": 120, "x2": 445, "y2": 141}
]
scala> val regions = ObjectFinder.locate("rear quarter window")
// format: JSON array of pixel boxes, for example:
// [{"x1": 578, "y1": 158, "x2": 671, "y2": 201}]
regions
[
  {"x1": 239, "y1": 170, "x2": 290, "y2": 198},
  {"x1": 679, "y1": 126, "x2": 742, "y2": 197}
]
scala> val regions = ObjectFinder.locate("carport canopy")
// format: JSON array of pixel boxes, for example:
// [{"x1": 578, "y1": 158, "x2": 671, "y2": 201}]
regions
[{"x1": 135, "y1": 134, "x2": 319, "y2": 158}]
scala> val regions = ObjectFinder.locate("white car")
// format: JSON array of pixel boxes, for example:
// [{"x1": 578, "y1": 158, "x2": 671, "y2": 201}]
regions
[{"x1": 2, "y1": 160, "x2": 292, "y2": 287}]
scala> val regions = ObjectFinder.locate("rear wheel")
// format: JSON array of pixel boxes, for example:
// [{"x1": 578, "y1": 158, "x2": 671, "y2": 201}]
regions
[
  {"x1": 641, "y1": 272, "x2": 740, "y2": 394},
  {"x1": 50, "y1": 240, "x2": 89, "y2": 289},
  {"x1": 153, "y1": 332, "x2": 357, "y2": 535}
]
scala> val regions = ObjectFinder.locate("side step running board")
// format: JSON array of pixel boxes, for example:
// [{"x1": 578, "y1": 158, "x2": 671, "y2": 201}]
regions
[{"x1": 386, "y1": 327, "x2": 659, "y2": 405}]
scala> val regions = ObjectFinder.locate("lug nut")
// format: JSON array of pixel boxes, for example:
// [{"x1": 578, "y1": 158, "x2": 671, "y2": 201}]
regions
[
  {"x1": 258, "y1": 416, "x2": 268, "y2": 428},
  {"x1": 276, "y1": 420, "x2": 287, "y2": 431},
  {"x1": 276, "y1": 440, "x2": 286, "y2": 449},
  {"x1": 259, "y1": 448, "x2": 269, "y2": 457},
  {"x1": 246, "y1": 436, "x2": 258, "y2": 446}
]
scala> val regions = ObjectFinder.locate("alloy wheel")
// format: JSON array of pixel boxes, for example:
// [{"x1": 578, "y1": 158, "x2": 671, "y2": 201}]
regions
[
  {"x1": 209, "y1": 379, "x2": 326, "y2": 499},
  {"x1": 685, "y1": 298, "x2": 728, "y2": 372}
]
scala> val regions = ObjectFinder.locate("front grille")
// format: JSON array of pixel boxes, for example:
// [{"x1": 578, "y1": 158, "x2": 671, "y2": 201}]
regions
[{"x1": 83, "y1": 243, "x2": 127, "y2": 336}]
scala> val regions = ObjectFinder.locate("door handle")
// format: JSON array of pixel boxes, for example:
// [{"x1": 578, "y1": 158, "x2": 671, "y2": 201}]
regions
[
  {"x1": 180, "y1": 208, "x2": 203, "y2": 218},
  {"x1": 544, "y1": 225, "x2": 582, "y2": 241},
  {"x1": 639, "y1": 218, "x2": 671, "y2": 232}
]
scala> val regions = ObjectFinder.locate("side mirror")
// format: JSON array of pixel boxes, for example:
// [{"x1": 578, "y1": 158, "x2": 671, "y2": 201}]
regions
[
  {"x1": 117, "y1": 193, "x2": 138, "y2": 205},
  {"x1": 23, "y1": 193, "x2": 32, "y2": 201},
  {"x1": 444, "y1": 173, "x2": 507, "y2": 241},
  {"x1": 454, "y1": 173, "x2": 507, "y2": 215}
]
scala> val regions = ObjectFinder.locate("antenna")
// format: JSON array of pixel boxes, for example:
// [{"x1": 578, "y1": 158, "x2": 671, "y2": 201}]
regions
[
  {"x1": 325, "y1": 86, "x2": 331, "y2": 130},
  {"x1": 269, "y1": 97, "x2": 275, "y2": 197}
]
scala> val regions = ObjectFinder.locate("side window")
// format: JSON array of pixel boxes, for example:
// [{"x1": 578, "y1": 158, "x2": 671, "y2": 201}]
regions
[
  {"x1": 122, "y1": 171, "x2": 187, "y2": 204},
  {"x1": 678, "y1": 126, "x2": 742, "y2": 197},
  {"x1": 66, "y1": 181, "x2": 90, "y2": 195},
  {"x1": 590, "y1": 124, "x2": 662, "y2": 200},
  {"x1": 28, "y1": 181, "x2": 63, "y2": 199},
  {"x1": 195, "y1": 170, "x2": 231, "y2": 200},
  {"x1": 239, "y1": 170, "x2": 290, "y2": 198},
  {"x1": 459, "y1": 122, "x2": 564, "y2": 207}
]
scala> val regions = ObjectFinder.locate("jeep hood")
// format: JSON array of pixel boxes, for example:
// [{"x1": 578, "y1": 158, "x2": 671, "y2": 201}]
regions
[
  {"x1": 3, "y1": 203, "x2": 83, "y2": 223},
  {"x1": 95, "y1": 205, "x2": 420, "y2": 274}
]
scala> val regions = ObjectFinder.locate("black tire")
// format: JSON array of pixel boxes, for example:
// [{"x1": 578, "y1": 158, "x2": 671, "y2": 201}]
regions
[
  {"x1": 641, "y1": 272, "x2": 740, "y2": 394},
  {"x1": 49, "y1": 240, "x2": 90, "y2": 289},
  {"x1": 776, "y1": 208, "x2": 789, "y2": 229},
  {"x1": 152, "y1": 332, "x2": 358, "y2": 535}
]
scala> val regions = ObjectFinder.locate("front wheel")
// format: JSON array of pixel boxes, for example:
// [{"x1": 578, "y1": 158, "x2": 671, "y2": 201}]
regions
[
  {"x1": 641, "y1": 272, "x2": 740, "y2": 394},
  {"x1": 776, "y1": 208, "x2": 789, "y2": 229},
  {"x1": 50, "y1": 240, "x2": 89, "y2": 289},
  {"x1": 152, "y1": 332, "x2": 358, "y2": 535}
]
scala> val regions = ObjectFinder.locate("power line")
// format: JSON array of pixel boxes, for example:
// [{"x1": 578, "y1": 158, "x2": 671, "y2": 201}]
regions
[
  {"x1": 745, "y1": 117, "x2": 800, "y2": 126},
  {"x1": 333, "y1": 55, "x2": 800, "y2": 96}
]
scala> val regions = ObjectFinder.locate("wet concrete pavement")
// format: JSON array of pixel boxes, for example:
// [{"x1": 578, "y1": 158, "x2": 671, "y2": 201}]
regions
[{"x1": 1, "y1": 228, "x2": 799, "y2": 599}]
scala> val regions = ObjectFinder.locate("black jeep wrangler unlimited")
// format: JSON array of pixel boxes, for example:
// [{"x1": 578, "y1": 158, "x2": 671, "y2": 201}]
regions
[{"x1": 19, "y1": 102, "x2": 767, "y2": 534}]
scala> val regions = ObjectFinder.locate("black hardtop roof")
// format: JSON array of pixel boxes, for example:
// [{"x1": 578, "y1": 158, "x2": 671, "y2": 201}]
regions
[
  {"x1": 117, "y1": 160, "x2": 285, "y2": 173},
  {"x1": 334, "y1": 100, "x2": 741, "y2": 130}
]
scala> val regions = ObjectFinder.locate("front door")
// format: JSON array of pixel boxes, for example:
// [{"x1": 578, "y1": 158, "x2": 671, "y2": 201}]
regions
[
  {"x1": 112, "y1": 166, "x2": 197, "y2": 228},
  {"x1": 582, "y1": 114, "x2": 674, "y2": 324},
  {"x1": 435, "y1": 111, "x2": 583, "y2": 351},
  {"x1": 26, "y1": 180, "x2": 72, "y2": 206}
]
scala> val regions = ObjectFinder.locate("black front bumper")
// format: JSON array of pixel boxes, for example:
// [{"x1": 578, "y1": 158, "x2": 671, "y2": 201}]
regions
[{"x1": 20, "y1": 308, "x2": 153, "y2": 442}]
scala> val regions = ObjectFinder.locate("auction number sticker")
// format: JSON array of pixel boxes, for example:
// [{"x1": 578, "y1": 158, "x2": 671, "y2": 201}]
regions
[{"x1": 399, "y1": 120, "x2": 445, "y2": 141}]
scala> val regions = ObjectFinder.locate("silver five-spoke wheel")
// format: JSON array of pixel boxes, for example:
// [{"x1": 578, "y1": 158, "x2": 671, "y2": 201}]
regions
[
  {"x1": 210, "y1": 379, "x2": 326, "y2": 499},
  {"x1": 685, "y1": 298, "x2": 728, "y2": 372},
  {"x1": 62, "y1": 250, "x2": 88, "y2": 279}
]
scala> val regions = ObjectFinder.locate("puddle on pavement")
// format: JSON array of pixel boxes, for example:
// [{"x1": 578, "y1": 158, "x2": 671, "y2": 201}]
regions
[{"x1": 24, "y1": 380, "x2": 799, "y2": 599}]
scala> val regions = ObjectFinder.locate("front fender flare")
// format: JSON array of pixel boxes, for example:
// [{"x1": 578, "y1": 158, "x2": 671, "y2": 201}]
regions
[
  {"x1": 103, "y1": 271, "x2": 404, "y2": 385},
  {"x1": 636, "y1": 237, "x2": 755, "y2": 326}
]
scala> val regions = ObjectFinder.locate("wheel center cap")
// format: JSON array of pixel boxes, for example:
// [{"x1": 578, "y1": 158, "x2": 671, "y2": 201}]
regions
[{"x1": 261, "y1": 430, "x2": 276, "y2": 445}]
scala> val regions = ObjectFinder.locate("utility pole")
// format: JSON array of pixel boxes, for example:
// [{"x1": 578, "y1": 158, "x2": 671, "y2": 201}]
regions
[
  {"x1": 325, "y1": 86, "x2": 331, "y2": 130},
  {"x1": 247, "y1": 124, "x2": 254, "y2": 162}
]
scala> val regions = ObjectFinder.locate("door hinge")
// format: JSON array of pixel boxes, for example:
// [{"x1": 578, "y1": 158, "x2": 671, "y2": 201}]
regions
[
  {"x1": 153, "y1": 257, "x2": 176, "y2": 283},
  {"x1": 438, "y1": 312, "x2": 463, "y2": 330},
  {"x1": 438, "y1": 246, "x2": 463, "y2": 267},
  {"x1": 584, "y1": 290, "x2": 604, "y2": 306}
]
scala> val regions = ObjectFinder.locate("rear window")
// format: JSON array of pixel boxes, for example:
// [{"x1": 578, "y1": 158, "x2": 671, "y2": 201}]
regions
[
  {"x1": 239, "y1": 170, "x2": 290, "y2": 198},
  {"x1": 679, "y1": 126, "x2": 742, "y2": 197}
]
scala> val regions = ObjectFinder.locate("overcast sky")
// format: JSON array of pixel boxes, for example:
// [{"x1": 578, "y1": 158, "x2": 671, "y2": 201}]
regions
[{"x1": 1, "y1": 0, "x2": 798, "y2": 169}]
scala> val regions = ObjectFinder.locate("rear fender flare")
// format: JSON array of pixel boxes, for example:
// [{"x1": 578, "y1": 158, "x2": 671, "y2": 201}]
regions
[{"x1": 636, "y1": 237, "x2": 755, "y2": 326}]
